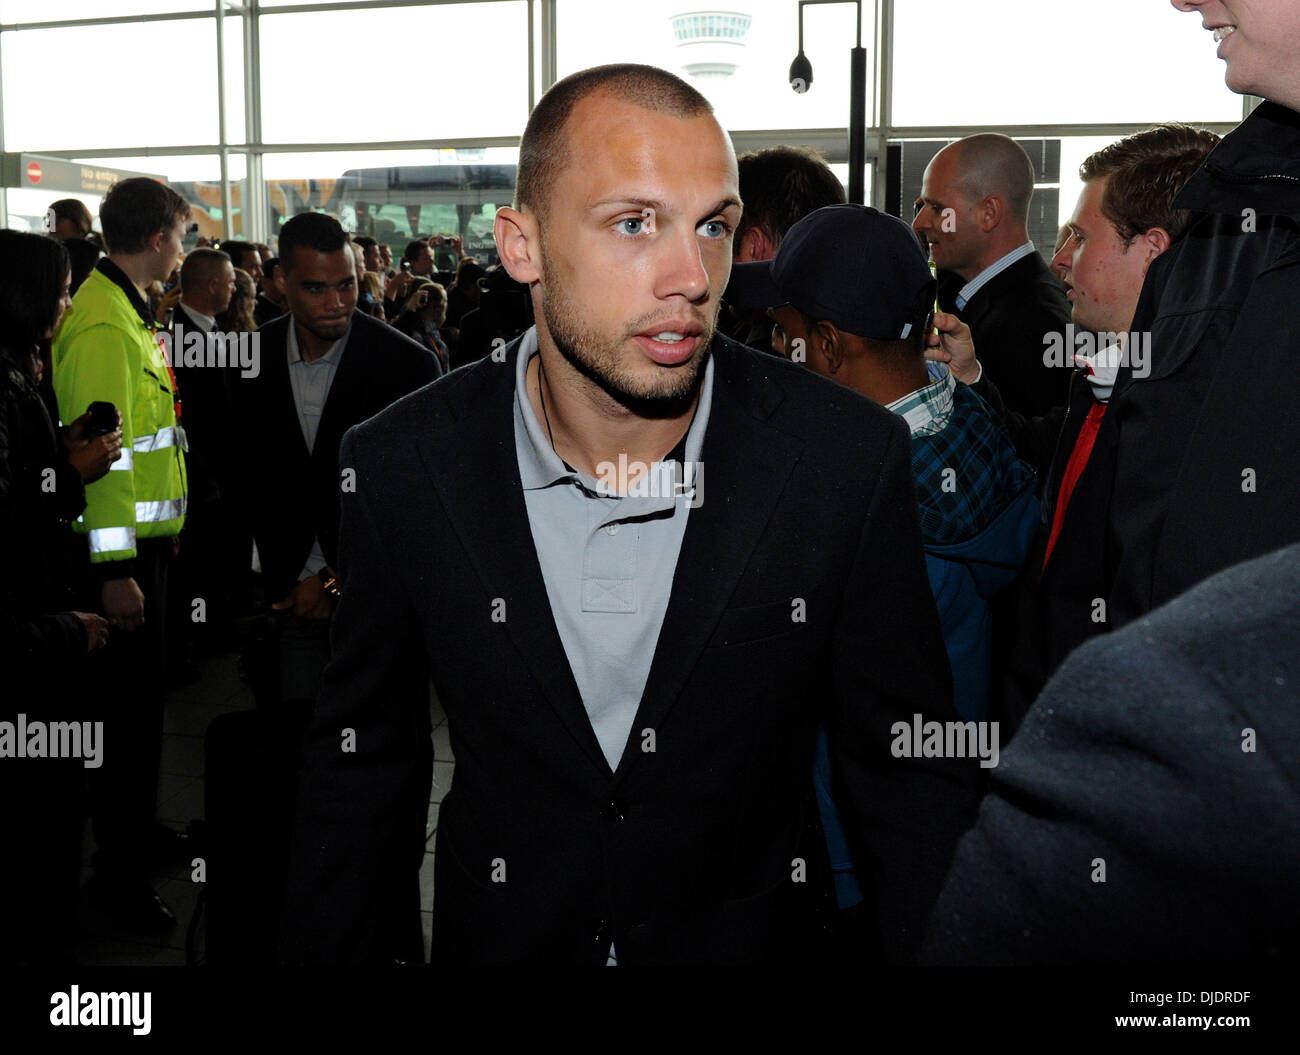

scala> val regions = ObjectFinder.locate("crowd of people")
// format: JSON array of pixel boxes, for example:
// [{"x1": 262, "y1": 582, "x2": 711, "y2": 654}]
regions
[{"x1": 2, "y1": 0, "x2": 1296, "y2": 969}]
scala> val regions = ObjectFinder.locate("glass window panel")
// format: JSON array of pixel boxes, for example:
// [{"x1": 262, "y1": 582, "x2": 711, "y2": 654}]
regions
[
  {"x1": 891, "y1": 0, "x2": 1241, "y2": 126},
  {"x1": 558, "y1": 0, "x2": 864, "y2": 132},
  {"x1": 222, "y1": 12, "x2": 246, "y2": 145},
  {"x1": 0, "y1": 0, "x2": 198, "y2": 20},
  {"x1": 2, "y1": 18, "x2": 220, "y2": 150},
  {"x1": 5, "y1": 154, "x2": 247, "y2": 240},
  {"x1": 262, "y1": 147, "x2": 518, "y2": 264},
  {"x1": 259, "y1": 3, "x2": 529, "y2": 143}
]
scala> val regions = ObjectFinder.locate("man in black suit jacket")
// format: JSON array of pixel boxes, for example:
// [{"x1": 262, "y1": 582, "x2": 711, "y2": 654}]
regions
[
  {"x1": 232, "y1": 214, "x2": 440, "y2": 623},
  {"x1": 913, "y1": 135, "x2": 1071, "y2": 418},
  {"x1": 283, "y1": 64, "x2": 979, "y2": 966},
  {"x1": 253, "y1": 256, "x2": 288, "y2": 328},
  {"x1": 920, "y1": 541, "x2": 1300, "y2": 964},
  {"x1": 167, "y1": 248, "x2": 239, "y2": 663}
]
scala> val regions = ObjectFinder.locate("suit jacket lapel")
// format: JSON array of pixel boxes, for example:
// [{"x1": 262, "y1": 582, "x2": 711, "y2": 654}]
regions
[
  {"x1": 261, "y1": 320, "x2": 311, "y2": 466},
  {"x1": 416, "y1": 341, "x2": 612, "y2": 780},
  {"x1": 613, "y1": 345, "x2": 802, "y2": 784},
  {"x1": 315, "y1": 314, "x2": 366, "y2": 467}
]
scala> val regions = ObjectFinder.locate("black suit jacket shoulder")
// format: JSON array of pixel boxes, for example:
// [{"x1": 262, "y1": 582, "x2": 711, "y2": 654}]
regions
[
  {"x1": 284, "y1": 332, "x2": 979, "y2": 965},
  {"x1": 942, "y1": 252, "x2": 1072, "y2": 419},
  {"x1": 922, "y1": 541, "x2": 1300, "y2": 964},
  {"x1": 234, "y1": 310, "x2": 440, "y2": 599}
]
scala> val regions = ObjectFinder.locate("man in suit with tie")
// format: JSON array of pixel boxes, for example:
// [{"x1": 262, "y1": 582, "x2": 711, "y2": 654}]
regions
[
  {"x1": 231, "y1": 213, "x2": 440, "y2": 705},
  {"x1": 167, "y1": 248, "x2": 238, "y2": 669},
  {"x1": 284, "y1": 63, "x2": 981, "y2": 966},
  {"x1": 912, "y1": 135, "x2": 1071, "y2": 418}
]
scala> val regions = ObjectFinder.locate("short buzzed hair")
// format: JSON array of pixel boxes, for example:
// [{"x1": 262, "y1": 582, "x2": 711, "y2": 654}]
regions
[
  {"x1": 278, "y1": 213, "x2": 350, "y2": 274},
  {"x1": 736, "y1": 146, "x2": 846, "y2": 249},
  {"x1": 180, "y1": 246, "x2": 231, "y2": 290},
  {"x1": 1080, "y1": 124, "x2": 1220, "y2": 245},
  {"x1": 515, "y1": 63, "x2": 713, "y2": 220},
  {"x1": 952, "y1": 134, "x2": 1035, "y2": 225}
]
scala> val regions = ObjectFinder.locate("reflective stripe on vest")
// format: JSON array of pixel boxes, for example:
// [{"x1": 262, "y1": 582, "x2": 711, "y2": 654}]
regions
[
  {"x1": 133, "y1": 425, "x2": 186, "y2": 453},
  {"x1": 88, "y1": 526, "x2": 136, "y2": 553},
  {"x1": 109, "y1": 449, "x2": 134, "y2": 471},
  {"x1": 136, "y1": 498, "x2": 186, "y2": 523}
]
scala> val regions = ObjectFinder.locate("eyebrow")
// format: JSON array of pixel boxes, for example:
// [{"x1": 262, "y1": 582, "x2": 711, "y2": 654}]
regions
[{"x1": 589, "y1": 195, "x2": 742, "y2": 216}]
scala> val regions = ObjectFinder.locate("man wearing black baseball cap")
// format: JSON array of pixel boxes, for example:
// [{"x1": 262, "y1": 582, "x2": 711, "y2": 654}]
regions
[{"x1": 731, "y1": 203, "x2": 1039, "y2": 916}]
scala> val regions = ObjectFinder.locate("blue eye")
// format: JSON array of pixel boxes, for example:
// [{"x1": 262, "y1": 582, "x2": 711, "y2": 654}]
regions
[
  {"x1": 699, "y1": 219, "x2": 729, "y2": 239},
  {"x1": 617, "y1": 217, "x2": 646, "y2": 236}
]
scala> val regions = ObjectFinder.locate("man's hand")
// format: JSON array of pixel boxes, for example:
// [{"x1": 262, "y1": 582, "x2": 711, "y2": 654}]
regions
[
  {"x1": 66, "y1": 426, "x2": 123, "y2": 484},
  {"x1": 75, "y1": 612, "x2": 110, "y2": 652},
  {"x1": 272, "y1": 573, "x2": 334, "y2": 621},
  {"x1": 102, "y1": 577, "x2": 145, "y2": 630},
  {"x1": 923, "y1": 311, "x2": 981, "y2": 385},
  {"x1": 156, "y1": 285, "x2": 182, "y2": 323},
  {"x1": 385, "y1": 271, "x2": 414, "y2": 302}
]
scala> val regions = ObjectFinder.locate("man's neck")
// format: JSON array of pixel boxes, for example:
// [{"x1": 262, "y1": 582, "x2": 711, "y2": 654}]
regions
[
  {"x1": 960, "y1": 231, "x2": 1030, "y2": 283},
  {"x1": 178, "y1": 296, "x2": 215, "y2": 322},
  {"x1": 106, "y1": 253, "x2": 159, "y2": 299},
  {"x1": 845, "y1": 359, "x2": 931, "y2": 409},
  {"x1": 527, "y1": 344, "x2": 699, "y2": 484},
  {"x1": 293, "y1": 316, "x2": 340, "y2": 363}
]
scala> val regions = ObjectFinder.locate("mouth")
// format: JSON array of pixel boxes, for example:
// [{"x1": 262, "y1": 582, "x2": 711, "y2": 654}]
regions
[
  {"x1": 1209, "y1": 23, "x2": 1237, "y2": 54},
  {"x1": 633, "y1": 323, "x2": 705, "y2": 366}
]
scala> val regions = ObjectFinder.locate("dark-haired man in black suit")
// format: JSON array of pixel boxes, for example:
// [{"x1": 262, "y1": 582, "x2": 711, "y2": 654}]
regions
[
  {"x1": 284, "y1": 64, "x2": 980, "y2": 966},
  {"x1": 232, "y1": 214, "x2": 440, "y2": 700}
]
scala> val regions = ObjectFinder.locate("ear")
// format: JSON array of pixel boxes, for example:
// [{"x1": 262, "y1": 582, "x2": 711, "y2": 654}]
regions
[
  {"x1": 147, "y1": 228, "x2": 167, "y2": 254},
  {"x1": 1137, "y1": 225, "x2": 1172, "y2": 270},
  {"x1": 814, "y1": 320, "x2": 843, "y2": 374},
  {"x1": 494, "y1": 207, "x2": 541, "y2": 285},
  {"x1": 737, "y1": 225, "x2": 775, "y2": 263},
  {"x1": 978, "y1": 194, "x2": 1004, "y2": 233}
]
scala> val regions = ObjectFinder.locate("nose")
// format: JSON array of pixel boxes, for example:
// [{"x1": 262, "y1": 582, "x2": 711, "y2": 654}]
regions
[
  {"x1": 1170, "y1": 0, "x2": 1199, "y2": 10},
  {"x1": 655, "y1": 225, "x2": 710, "y2": 304},
  {"x1": 1050, "y1": 233, "x2": 1075, "y2": 279}
]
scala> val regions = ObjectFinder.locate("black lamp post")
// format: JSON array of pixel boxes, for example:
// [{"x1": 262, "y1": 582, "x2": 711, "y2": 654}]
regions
[{"x1": 789, "y1": 0, "x2": 867, "y2": 205}]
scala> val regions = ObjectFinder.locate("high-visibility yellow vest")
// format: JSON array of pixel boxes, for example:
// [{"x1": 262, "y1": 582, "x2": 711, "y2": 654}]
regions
[{"x1": 52, "y1": 267, "x2": 187, "y2": 564}]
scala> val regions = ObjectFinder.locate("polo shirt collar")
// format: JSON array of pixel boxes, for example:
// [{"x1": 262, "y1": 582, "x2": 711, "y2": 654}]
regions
[{"x1": 514, "y1": 325, "x2": 714, "y2": 515}]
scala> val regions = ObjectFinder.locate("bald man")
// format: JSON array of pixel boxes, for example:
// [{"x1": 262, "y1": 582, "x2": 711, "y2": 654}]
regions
[{"x1": 913, "y1": 134, "x2": 1070, "y2": 418}]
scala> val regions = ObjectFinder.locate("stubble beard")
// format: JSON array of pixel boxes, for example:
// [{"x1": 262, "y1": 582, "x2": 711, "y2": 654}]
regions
[{"x1": 539, "y1": 244, "x2": 714, "y2": 419}]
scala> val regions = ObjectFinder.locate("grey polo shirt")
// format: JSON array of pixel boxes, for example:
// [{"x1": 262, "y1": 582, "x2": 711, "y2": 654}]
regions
[
  {"x1": 287, "y1": 318, "x2": 350, "y2": 581},
  {"x1": 513, "y1": 326, "x2": 713, "y2": 773}
]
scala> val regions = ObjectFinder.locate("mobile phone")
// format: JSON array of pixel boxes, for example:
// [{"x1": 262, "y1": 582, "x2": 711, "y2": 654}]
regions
[{"x1": 87, "y1": 401, "x2": 117, "y2": 436}]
